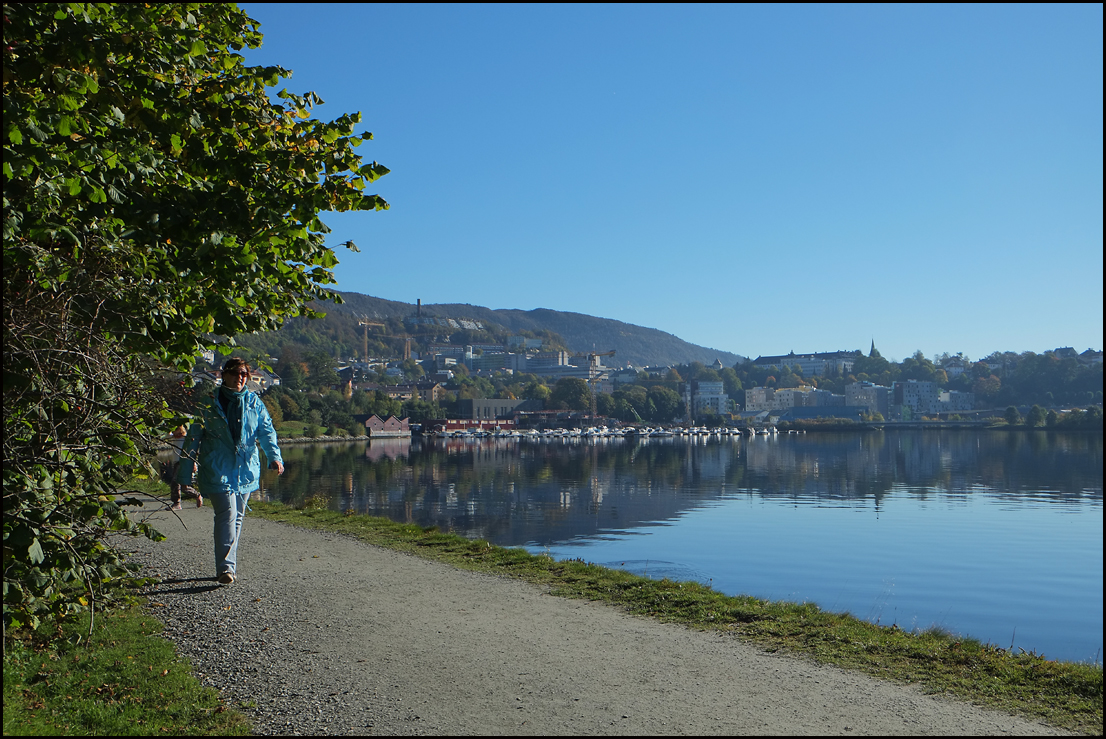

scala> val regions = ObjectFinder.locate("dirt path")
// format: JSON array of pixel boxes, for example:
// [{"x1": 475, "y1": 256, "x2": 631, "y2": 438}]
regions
[{"x1": 124, "y1": 501, "x2": 1069, "y2": 735}]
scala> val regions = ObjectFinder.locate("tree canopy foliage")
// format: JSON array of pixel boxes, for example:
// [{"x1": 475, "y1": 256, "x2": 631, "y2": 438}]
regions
[{"x1": 3, "y1": 3, "x2": 388, "y2": 629}]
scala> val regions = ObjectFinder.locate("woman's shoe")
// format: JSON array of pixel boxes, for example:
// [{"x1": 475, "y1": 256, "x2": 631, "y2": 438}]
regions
[
  {"x1": 217, "y1": 572, "x2": 235, "y2": 585},
  {"x1": 196, "y1": 495, "x2": 204, "y2": 508}
]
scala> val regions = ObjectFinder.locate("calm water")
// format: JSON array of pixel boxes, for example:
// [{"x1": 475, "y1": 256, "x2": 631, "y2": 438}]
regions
[{"x1": 258, "y1": 430, "x2": 1103, "y2": 663}]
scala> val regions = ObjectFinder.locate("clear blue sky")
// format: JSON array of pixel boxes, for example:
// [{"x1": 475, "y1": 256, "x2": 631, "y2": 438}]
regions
[{"x1": 240, "y1": 3, "x2": 1102, "y2": 363}]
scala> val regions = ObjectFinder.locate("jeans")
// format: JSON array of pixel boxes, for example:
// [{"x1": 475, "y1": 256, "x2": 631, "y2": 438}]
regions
[{"x1": 209, "y1": 489, "x2": 250, "y2": 576}]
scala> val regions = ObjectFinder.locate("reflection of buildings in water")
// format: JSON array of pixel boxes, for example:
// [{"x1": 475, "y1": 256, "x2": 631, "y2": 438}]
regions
[
  {"x1": 590, "y1": 475, "x2": 604, "y2": 509},
  {"x1": 272, "y1": 433, "x2": 1100, "y2": 548},
  {"x1": 364, "y1": 438, "x2": 411, "y2": 463}
]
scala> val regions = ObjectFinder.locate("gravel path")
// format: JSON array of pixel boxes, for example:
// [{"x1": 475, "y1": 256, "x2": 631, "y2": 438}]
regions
[{"x1": 122, "y1": 500, "x2": 1070, "y2": 736}]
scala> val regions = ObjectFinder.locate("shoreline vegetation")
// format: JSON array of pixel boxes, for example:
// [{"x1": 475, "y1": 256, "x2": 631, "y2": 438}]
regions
[{"x1": 245, "y1": 500, "x2": 1102, "y2": 734}]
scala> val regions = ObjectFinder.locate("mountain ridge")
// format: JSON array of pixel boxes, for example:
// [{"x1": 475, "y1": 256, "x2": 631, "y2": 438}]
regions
[{"x1": 329, "y1": 291, "x2": 745, "y2": 368}]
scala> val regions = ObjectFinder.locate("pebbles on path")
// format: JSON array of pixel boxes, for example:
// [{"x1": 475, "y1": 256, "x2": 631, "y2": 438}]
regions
[{"x1": 124, "y1": 500, "x2": 1070, "y2": 736}]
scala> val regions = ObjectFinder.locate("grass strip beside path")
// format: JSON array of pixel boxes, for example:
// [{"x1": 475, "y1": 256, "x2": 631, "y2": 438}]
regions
[
  {"x1": 251, "y1": 500, "x2": 1103, "y2": 735},
  {"x1": 3, "y1": 603, "x2": 250, "y2": 736}
]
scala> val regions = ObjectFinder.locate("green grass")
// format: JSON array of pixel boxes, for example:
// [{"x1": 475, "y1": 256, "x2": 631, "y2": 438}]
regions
[
  {"x1": 275, "y1": 420, "x2": 306, "y2": 438},
  {"x1": 3, "y1": 603, "x2": 250, "y2": 736},
  {"x1": 250, "y1": 500, "x2": 1104, "y2": 735}
]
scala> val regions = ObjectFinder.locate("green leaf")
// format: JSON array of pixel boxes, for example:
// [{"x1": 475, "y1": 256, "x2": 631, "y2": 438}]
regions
[
  {"x1": 28, "y1": 539, "x2": 45, "y2": 565},
  {"x1": 4, "y1": 1, "x2": 388, "y2": 631}
]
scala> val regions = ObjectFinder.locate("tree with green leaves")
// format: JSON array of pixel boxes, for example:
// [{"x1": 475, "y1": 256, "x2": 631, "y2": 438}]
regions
[
  {"x1": 646, "y1": 386, "x2": 682, "y2": 423},
  {"x1": 549, "y1": 378, "x2": 592, "y2": 412},
  {"x1": 3, "y1": 3, "x2": 388, "y2": 629}
]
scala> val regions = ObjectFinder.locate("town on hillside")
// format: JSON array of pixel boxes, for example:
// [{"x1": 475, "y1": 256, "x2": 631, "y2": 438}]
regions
[{"x1": 190, "y1": 321, "x2": 1105, "y2": 437}]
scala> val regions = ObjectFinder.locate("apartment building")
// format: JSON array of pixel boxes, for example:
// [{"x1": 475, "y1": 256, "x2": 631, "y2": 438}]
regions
[
  {"x1": 684, "y1": 380, "x2": 729, "y2": 417},
  {"x1": 846, "y1": 381, "x2": 891, "y2": 417},
  {"x1": 938, "y1": 390, "x2": 975, "y2": 412},
  {"x1": 892, "y1": 380, "x2": 940, "y2": 415},
  {"x1": 753, "y1": 350, "x2": 862, "y2": 377},
  {"x1": 745, "y1": 385, "x2": 844, "y2": 412}
]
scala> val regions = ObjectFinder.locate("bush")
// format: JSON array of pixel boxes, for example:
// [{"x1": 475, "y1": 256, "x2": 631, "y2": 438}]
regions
[{"x1": 2, "y1": 2, "x2": 388, "y2": 630}]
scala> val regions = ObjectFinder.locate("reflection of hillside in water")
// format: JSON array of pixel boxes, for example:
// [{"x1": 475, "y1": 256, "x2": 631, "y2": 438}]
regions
[
  {"x1": 742, "y1": 431, "x2": 1102, "y2": 507},
  {"x1": 258, "y1": 431, "x2": 1102, "y2": 547}
]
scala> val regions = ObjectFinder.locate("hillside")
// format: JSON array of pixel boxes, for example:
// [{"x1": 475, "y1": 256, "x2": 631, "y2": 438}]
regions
[{"x1": 329, "y1": 292, "x2": 745, "y2": 368}]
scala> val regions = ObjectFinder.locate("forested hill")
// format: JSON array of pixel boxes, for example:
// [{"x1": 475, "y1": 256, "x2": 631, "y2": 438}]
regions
[{"x1": 330, "y1": 292, "x2": 745, "y2": 368}]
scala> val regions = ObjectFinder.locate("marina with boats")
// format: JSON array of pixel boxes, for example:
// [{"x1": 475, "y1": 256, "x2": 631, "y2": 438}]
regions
[{"x1": 418, "y1": 424, "x2": 795, "y2": 439}]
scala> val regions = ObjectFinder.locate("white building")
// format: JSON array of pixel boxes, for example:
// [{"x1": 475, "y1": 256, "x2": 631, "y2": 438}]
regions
[
  {"x1": 753, "y1": 350, "x2": 861, "y2": 377},
  {"x1": 684, "y1": 380, "x2": 730, "y2": 417},
  {"x1": 938, "y1": 390, "x2": 975, "y2": 412},
  {"x1": 892, "y1": 380, "x2": 940, "y2": 415}
]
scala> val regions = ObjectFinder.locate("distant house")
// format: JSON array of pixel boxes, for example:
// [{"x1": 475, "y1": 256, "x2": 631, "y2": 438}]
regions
[
  {"x1": 356, "y1": 415, "x2": 410, "y2": 438},
  {"x1": 252, "y1": 367, "x2": 281, "y2": 389},
  {"x1": 355, "y1": 382, "x2": 443, "y2": 403},
  {"x1": 1079, "y1": 349, "x2": 1103, "y2": 366},
  {"x1": 941, "y1": 357, "x2": 968, "y2": 377}
]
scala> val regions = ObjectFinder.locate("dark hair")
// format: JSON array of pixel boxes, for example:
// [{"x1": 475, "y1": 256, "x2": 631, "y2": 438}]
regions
[{"x1": 223, "y1": 357, "x2": 251, "y2": 375}]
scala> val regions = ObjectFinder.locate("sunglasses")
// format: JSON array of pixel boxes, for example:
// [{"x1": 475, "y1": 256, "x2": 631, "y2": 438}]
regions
[{"x1": 223, "y1": 370, "x2": 250, "y2": 377}]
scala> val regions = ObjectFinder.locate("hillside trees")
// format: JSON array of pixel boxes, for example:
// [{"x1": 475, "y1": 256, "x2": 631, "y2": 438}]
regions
[
  {"x1": 549, "y1": 378, "x2": 592, "y2": 411},
  {"x1": 3, "y1": 3, "x2": 388, "y2": 628}
]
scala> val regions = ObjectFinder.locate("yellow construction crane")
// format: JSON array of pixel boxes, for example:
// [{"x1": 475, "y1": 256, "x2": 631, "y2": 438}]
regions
[
  {"x1": 359, "y1": 315, "x2": 415, "y2": 361},
  {"x1": 574, "y1": 349, "x2": 616, "y2": 366},
  {"x1": 357, "y1": 316, "x2": 385, "y2": 360}
]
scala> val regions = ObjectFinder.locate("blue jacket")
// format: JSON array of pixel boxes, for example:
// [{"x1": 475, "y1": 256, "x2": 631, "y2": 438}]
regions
[{"x1": 177, "y1": 390, "x2": 283, "y2": 496}]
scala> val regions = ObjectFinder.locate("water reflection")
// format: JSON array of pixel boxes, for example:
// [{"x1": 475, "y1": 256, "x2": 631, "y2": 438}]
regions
[
  {"x1": 258, "y1": 430, "x2": 1102, "y2": 662},
  {"x1": 260, "y1": 431, "x2": 1102, "y2": 545}
]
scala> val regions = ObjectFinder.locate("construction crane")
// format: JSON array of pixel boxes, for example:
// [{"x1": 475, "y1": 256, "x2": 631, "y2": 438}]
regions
[
  {"x1": 357, "y1": 316, "x2": 385, "y2": 360},
  {"x1": 359, "y1": 315, "x2": 416, "y2": 361},
  {"x1": 579, "y1": 350, "x2": 615, "y2": 417},
  {"x1": 574, "y1": 349, "x2": 616, "y2": 367}
]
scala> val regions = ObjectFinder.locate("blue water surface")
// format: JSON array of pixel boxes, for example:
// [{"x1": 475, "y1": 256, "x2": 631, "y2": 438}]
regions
[{"x1": 261, "y1": 430, "x2": 1103, "y2": 663}]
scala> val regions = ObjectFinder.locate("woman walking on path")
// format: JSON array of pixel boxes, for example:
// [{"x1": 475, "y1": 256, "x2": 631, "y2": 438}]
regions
[{"x1": 178, "y1": 357, "x2": 284, "y2": 584}]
